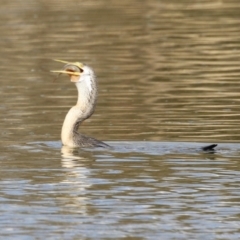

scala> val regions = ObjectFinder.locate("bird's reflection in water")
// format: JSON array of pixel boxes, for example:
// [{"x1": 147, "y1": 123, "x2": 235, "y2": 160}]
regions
[{"x1": 60, "y1": 146, "x2": 92, "y2": 214}]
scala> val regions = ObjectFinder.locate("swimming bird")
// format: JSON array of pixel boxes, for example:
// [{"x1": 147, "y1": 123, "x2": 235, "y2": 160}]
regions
[
  {"x1": 52, "y1": 60, "x2": 109, "y2": 148},
  {"x1": 51, "y1": 60, "x2": 217, "y2": 152}
]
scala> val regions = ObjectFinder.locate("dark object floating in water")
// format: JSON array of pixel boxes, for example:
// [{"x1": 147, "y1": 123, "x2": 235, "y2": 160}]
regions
[{"x1": 201, "y1": 144, "x2": 218, "y2": 152}]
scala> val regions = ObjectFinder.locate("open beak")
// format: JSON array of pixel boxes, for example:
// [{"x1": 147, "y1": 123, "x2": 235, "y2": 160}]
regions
[
  {"x1": 51, "y1": 70, "x2": 81, "y2": 76},
  {"x1": 51, "y1": 59, "x2": 84, "y2": 78}
]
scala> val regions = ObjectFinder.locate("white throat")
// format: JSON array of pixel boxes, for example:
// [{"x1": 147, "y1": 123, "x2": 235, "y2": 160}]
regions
[{"x1": 61, "y1": 71, "x2": 97, "y2": 147}]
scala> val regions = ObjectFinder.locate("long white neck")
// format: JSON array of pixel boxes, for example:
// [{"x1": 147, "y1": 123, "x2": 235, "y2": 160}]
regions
[{"x1": 61, "y1": 73, "x2": 97, "y2": 147}]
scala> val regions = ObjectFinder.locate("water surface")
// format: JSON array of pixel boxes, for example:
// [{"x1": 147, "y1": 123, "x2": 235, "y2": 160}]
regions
[{"x1": 1, "y1": 0, "x2": 240, "y2": 239}]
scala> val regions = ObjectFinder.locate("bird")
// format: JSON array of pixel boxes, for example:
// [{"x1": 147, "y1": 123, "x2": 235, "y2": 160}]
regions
[
  {"x1": 51, "y1": 60, "x2": 109, "y2": 148},
  {"x1": 51, "y1": 60, "x2": 217, "y2": 152}
]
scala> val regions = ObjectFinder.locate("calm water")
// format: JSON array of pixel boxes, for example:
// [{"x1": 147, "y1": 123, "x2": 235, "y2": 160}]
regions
[{"x1": 1, "y1": 0, "x2": 240, "y2": 239}]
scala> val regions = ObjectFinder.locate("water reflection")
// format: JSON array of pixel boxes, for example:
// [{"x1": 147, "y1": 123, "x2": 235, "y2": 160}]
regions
[
  {"x1": 1, "y1": 140, "x2": 240, "y2": 239},
  {"x1": 1, "y1": 0, "x2": 240, "y2": 239},
  {"x1": 60, "y1": 146, "x2": 91, "y2": 214}
]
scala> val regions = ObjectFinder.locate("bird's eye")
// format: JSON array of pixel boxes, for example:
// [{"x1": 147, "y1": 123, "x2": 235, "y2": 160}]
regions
[{"x1": 79, "y1": 68, "x2": 84, "y2": 73}]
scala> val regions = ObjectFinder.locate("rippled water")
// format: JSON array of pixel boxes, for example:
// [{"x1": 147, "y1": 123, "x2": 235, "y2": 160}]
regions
[{"x1": 1, "y1": 0, "x2": 240, "y2": 239}]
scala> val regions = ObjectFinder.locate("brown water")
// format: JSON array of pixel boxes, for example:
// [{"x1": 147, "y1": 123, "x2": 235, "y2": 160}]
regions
[{"x1": 1, "y1": 0, "x2": 240, "y2": 239}]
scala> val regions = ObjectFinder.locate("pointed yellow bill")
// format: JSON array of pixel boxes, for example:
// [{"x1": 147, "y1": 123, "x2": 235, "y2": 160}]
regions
[
  {"x1": 53, "y1": 59, "x2": 71, "y2": 64},
  {"x1": 52, "y1": 59, "x2": 84, "y2": 69},
  {"x1": 51, "y1": 70, "x2": 81, "y2": 76}
]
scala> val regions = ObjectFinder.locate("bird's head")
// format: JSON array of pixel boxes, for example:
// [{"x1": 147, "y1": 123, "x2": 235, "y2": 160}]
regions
[
  {"x1": 51, "y1": 59, "x2": 95, "y2": 83},
  {"x1": 51, "y1": 59, "x2": 97, "y2": 110}
]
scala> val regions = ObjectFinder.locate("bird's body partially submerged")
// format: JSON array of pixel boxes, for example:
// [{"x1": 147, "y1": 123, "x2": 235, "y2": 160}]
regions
[
  {"x1": 51, "y1": 59, "x2": 217, "y2": 152},
  {"x1": 52, "y1": 60, "x2": 109, "y2": 148}
]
